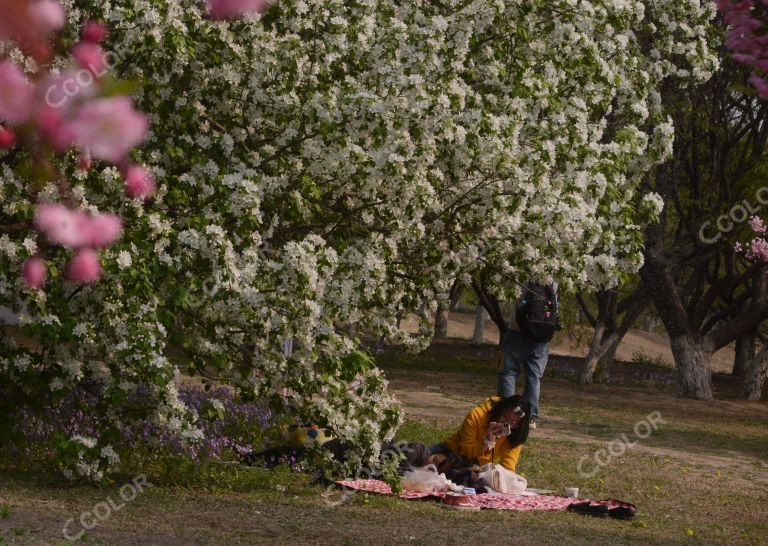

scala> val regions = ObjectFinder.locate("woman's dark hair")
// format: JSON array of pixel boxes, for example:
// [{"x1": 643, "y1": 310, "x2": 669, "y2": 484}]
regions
[
  {"x1": 380, "y1": 441, "x2": 431, "y2": 471},
  {"x1": 400, "y1": 442, "x2": 431, "y2": 469},
  {"x1": 488, "y1": 395, "x2": 530, "y2": 449}
]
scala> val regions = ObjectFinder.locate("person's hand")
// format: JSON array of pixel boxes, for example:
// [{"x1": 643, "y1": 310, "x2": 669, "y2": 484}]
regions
[
  {"x1": 487, "y1": 421, "x2": 507, "y2": 439},
  {"x1": 484, "y1": 422, "x2": 505, "y2": 451}
]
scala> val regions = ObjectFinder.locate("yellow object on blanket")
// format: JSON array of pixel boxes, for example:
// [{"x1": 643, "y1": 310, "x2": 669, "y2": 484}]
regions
[{"x1": 283, "y1": 425, "x2": 333, "y2": 448}]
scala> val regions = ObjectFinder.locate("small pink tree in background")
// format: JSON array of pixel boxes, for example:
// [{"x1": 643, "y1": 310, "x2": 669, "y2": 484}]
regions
[
  {"x1": 735, "y1": 216, "x2": 768, "y2": 261},
  {"x1": 718, "y1": 0, "x2": 768, "y2": 98},
  {"x1": 734, "y1": 216, "x2": 768, "y2": 399}
]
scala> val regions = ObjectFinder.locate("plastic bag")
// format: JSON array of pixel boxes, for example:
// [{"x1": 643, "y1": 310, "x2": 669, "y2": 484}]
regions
[
  {"x1": 402, "y1": 464, "x2": 454, "y2": 493},
  {"x1": 477, "y1": 463, "x2": 527, "y2": 494}
]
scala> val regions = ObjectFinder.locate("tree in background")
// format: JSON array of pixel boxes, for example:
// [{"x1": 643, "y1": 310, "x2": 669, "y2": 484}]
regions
[
  {"x1": 640, "y1": 45, "x2": 768, "y2": 400},
  {"x1": 466, "y1": 0, "x2": 716, "y2": 349},
  {"x1": 576, "y1": 285, "x2": 649, "y2": 383},
  {"x1": 433, "y1": 280, "x2": 464, "y2": 340}
]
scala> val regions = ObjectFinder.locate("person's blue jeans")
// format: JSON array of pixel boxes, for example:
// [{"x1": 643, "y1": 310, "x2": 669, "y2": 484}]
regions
[{"x1": 497, "y1": 329, "x2": 549, "y2": 420}]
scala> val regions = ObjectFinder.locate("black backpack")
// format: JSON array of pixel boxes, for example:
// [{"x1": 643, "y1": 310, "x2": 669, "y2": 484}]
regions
[{"x1": 517, "y1": 283, "x2": 559, "y2": 343}]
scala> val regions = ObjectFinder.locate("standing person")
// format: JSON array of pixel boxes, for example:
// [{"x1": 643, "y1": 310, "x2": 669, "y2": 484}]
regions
[{"x1": 497, "y1": 282, "x2": 559, "y2": 429}]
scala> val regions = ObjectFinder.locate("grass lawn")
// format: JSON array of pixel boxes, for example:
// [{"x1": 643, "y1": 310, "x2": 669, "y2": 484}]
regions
[{"x1": 1, "y1": 342, "x2": 766, "y2": 545}]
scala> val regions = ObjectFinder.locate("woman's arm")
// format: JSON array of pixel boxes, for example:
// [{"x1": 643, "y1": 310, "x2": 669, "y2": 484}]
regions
[{"x1": 456, "y1": 406, "x2": 491, "y2": 461}]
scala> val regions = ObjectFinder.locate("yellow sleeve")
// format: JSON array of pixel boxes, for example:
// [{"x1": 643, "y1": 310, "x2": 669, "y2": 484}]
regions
[
  {"x1": 455, "y1": 404, "x2": 490, "y2": 461},
  {"x1": 500, "y1": 444, "x2": 522, "y2": 472}
]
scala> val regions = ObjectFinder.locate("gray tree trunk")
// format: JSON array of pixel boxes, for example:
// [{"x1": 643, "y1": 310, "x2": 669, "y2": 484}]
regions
[
  {"x1": 581, "y1": 322, "x2": 606, "y2": 384},
  {"x1": 669, "y1": 335, "x2": 714, "y2": 400},
  {"x1": 599, "y1": 338, "x2": 620, "y2": 367},
  {"x1": 733, "y1": 332, "x2": 756, "y2": 377},
  {"x1": 434, "y1": 303, "x2": 449, "y2": 339},
  {"x1": 581, "y1": 323, "x2": 620, "y2": 384},
  {"x1": 471, "y1": 305, "x2": 487, "y2": 346},
  {"x1": 743, "y1": 346, "x2": 768, "y2": 400}
]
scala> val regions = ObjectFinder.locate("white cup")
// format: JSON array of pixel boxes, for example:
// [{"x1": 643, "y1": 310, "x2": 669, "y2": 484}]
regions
[{"x1": 565, "y1": 487, "x2": 579, "y2": 498}]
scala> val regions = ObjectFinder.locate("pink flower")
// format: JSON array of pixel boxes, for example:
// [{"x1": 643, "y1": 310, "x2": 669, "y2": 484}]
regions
[
  {"x1": 37, "y1": 103, "x2": 64, "y2": 134},
  {"x1": 34, "y1": 203, "x2": 87, "y2": 247},
  {"x1": 27, "y1": 0, "x2": 66, "y2": 34},
  {"x1": 0, "y1": 0, "x2": 63, "y2": 58},
  {"x1": 207, "y1": 0, "x2": 270, "y2": 20},
  {"x1": 0, "y1": 127, "x2": 16, "y2": 149},
  {"x1": 40, "y1": 68, "x2": 99, "y2": 112},
  {"x1": 66, "y1": 248, "x2": 102, "y2": 284},
  {"x1": 0, "y1": 60, "x2": 34, "y2": 125},
  {"x1": 77, "y1": 153, "x2": 92, "y2": 171},
  {"x1": 749, "y1": 76, "x2": 768, "y2": 100},
  {"x1": 71, "y1": 42, "x2": 108, "y2": 76},
  {"x1": 749, "y1": 237, "x2": 768, "y2": 262},
  {"x1": 123, "y1": 164, "x2": 156, "y2": 199},
  {"x1": 82, "y1": 214, "x2": 122, "y2": 248},
  {"x1": 70, "y1": 96, "x2": 148, "y2": 163},
  {"x1": 81, "y1": 21, "x2": 108, "y2": 44},
  {"x1": 22, "y1": 257, "x2": 47, "y2": 289},
  {"x1": 37, "y1": 106, "x2": 76, "y2": 151},
  {"x1": 749, "y1": 216, "x2": 766, "y2": 234},
  {"x1": 733, "y1": 53, "x2": 756, "y2": 65},
  {"x1": 34, "y1": 203, "x2": 122, "y2": 249}
]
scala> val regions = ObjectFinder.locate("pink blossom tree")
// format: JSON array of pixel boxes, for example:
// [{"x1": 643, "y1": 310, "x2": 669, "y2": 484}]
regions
[
  {"x1": 733, "y1": 216, "x2": 768, "y2": 399},
  {"x1": 719, "y1": 0, "x2": 768, "y2": 97}
]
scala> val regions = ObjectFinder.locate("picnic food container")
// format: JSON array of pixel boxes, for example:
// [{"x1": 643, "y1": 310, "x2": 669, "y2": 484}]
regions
[{"x1": 442, "y1": 492, "x2": 480, "y2": 511}]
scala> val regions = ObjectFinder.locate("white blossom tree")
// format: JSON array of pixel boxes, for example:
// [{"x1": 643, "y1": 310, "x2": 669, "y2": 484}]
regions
[{"x1": 1, "y1": 0, "x2": 717, "y2": 478}]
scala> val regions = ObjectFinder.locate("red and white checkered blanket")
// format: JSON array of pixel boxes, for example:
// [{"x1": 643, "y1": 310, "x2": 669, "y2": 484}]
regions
[
  {"x1": 336, "y1": 479, "x2": 437, "y2": 499},
  {"x1": 334, "y1": 479, "x2": 630, "y2": 511}
]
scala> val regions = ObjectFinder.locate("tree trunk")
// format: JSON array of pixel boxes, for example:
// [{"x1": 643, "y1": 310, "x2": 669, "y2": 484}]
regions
[
  {"x1": 581, "y1": 325, "x2": 621, "y2": 384},
  {"x1": 470, "y1": 278, "x2": 508, "y2": 335},
  {"x1": 471, "y1": 305, "x2": 487, "y2": 346},
  {"x1": 743, "y1": 346, "x2": 768, "y2": 400},
  {"x1": 449, "y1": 285, "x2": 466, "y2": 311},
  {"x1": 732, "y1": 332, "x2": 756, "y2": 377},
  {"x1": 641, "y1": 245, "x2": 716, "y2": 401},
  {"x1": 434, "y1": 303, "x2": 449, "y2": 339},
  {"x1": 581, "y1": 322, "x2": 606, "y2": 384},
  {"x1": 599, "y1": 338, "x2": 620, "y2": 367},
  {"x1": 669, "y1": 335, "x2": 714, "y2": 400}
]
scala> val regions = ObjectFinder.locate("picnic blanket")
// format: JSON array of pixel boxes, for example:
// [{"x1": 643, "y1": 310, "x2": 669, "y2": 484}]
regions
[{"x1": 335, "y1": 479, "x2": 631, "y2": 512}]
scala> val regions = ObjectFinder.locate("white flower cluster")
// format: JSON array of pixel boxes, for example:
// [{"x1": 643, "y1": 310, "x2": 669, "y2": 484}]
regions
[{"x1": 0, "y1": 0, "x2": 716, "y2": 477}]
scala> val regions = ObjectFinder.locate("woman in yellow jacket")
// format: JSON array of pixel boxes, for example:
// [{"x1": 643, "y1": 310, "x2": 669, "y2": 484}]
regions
[{"x1": 434, "y1": 394, "x2": 531, "y2": 472}]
